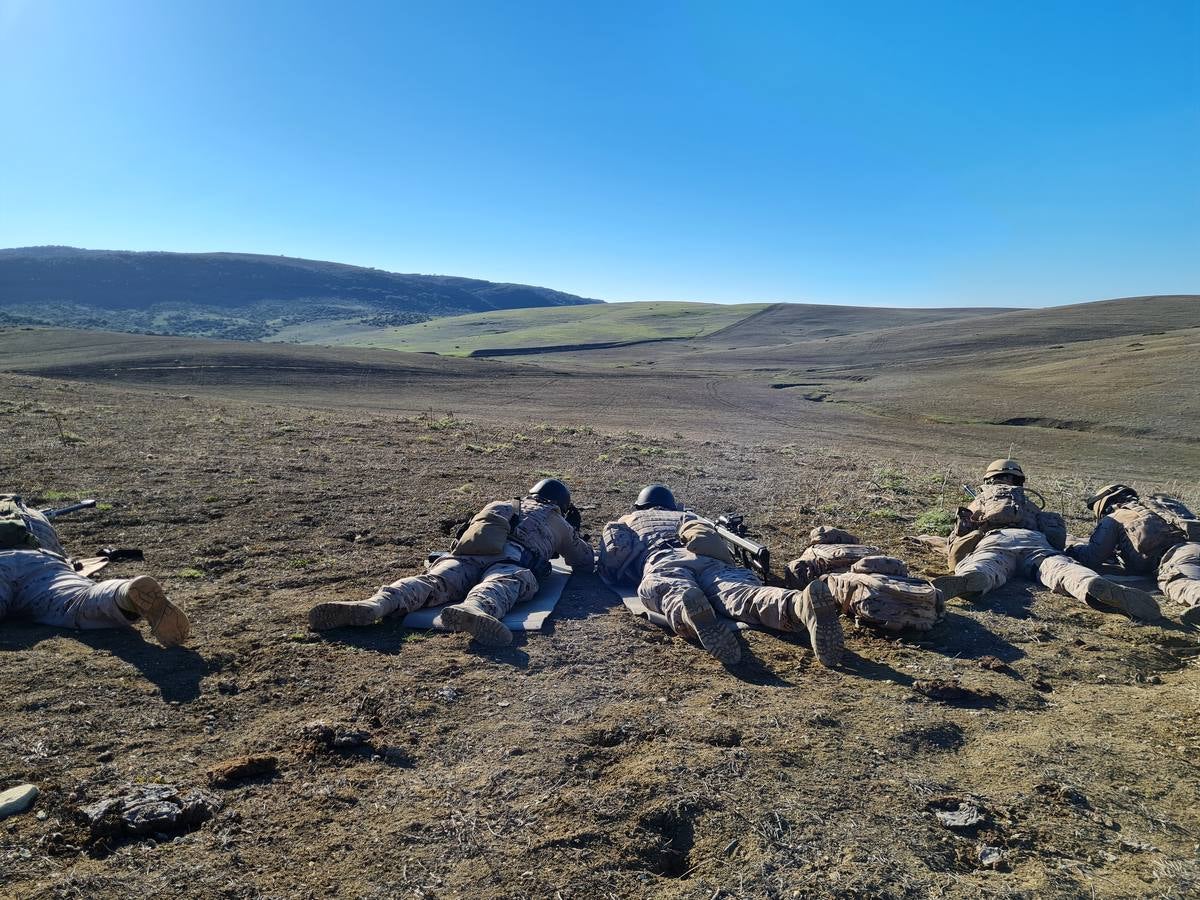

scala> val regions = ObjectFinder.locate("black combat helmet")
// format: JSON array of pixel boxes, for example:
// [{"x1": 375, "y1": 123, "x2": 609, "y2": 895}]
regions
[
  {"x1": 634, "y1": 484, "x2": 677, "y2": 511},
  {"x1": 528, "y1": 478, "x2": 572, "y2": 514}
]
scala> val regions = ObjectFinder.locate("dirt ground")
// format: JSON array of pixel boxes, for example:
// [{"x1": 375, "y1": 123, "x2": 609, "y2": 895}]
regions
[{"x1": 1, "y1": 371, "x2": 1198, "y2": 899}]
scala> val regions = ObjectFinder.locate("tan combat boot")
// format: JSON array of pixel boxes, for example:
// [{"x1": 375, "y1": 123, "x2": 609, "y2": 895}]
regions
[
  {"x1": 440, "y1": 600, "x2": 514, "y2": 647},
  {"x1": 678, "y1": 586, "x2": 742, "y2": 665},
  {"x1": 309, "y1": 589, "x2": 400, "y2": 631},
  {"x1": 790, "y1": 580, "x2": 844, "y2": 667},
  {"x1": 119, "y1": 576, "x2": 191, "y2": 647},
  {"x1": 1083, "y1": 577, "x2": 1161, "y2": 621},
  {"x1": 933, "y1": 571, "x2": 990, "y2": 601}
]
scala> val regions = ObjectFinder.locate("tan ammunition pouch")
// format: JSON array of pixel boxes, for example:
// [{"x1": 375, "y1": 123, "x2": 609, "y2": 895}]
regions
[
  {"x1": 679, "y1": 519, "x2": 735, "y2": 565},
  {"x1": 451, "y1": 501, "x2": 517, "y2": 557}
]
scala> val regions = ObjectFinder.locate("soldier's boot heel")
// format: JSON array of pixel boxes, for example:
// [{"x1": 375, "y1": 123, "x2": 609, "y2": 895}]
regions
[
  {"x1": 1084, "y1": 578, "x2": 1161, "y2": 621},
  {"x1": 308, "y1": 589, "x2": 399, "y2": 631},
  {"x1": 933, "y1": 571, "x2": 989, "y2": 601},
  {"x1": 440, "y1": 603, "x2": 514, "y2": 648},
  {"x1": 1181, "y1": 604, "x2": 1200, "y2": 629},
  {"x1": 794, "y1": 580, "x2": 844, "y2": 667},
  {"x1": 679, "y1": 587, "x2": 741, "y2": 666},
  {"x1": 122, "y1": 576, "x2": 190, "y2": 647}
]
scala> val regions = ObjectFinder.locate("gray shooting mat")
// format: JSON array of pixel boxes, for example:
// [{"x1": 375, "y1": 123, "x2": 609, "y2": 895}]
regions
[
  {"x1": 402, "y1": 557, "x2": 573, "y2": 632},
  {"x1": 600, "y1": 573, "x2": 752, "y2": 631}
]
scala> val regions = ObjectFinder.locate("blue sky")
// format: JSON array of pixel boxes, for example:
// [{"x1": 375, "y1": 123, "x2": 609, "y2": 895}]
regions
[{"x1": 1, "y1": 1, "x2": 1196, "y2": 307}]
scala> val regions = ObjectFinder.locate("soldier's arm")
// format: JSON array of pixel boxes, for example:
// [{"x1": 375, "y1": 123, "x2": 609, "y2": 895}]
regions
[
  {"x1": 562, "y1": 528, "x2": 596, "y2": 574},
  {"x1": 1066, "y1": 517, "x2": 1121, "y2": 566}
]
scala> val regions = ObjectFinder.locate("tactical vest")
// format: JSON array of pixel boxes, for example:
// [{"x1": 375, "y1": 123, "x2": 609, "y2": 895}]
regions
[
  {"x1": 970, "y1": 484, "x2": 1040, "y2": 531},
  {"x1": 1110, "y1": 501, "x2": 1186, "y2": 563},
  {"x1": 624, "y1": 508, "x2": 690, "y2": 548}
]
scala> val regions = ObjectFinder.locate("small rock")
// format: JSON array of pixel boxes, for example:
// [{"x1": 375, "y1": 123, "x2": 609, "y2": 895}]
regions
[
  {"x1": 437, "y1": 687, "x2": 461, "y2": 703},
  {"x1": 977, "y1": 845, "x2": 1005, "y2": 869},
  {"x1": 913, "y1": 679, "x2": 967, "y2": 701},
  {"x1": 929, "y1": 796, "x2": 986, "y2": 831},
  {"x1": 977, "y1": 656, "x2": 1007, "y2": 671},
  {"x1": 78, "y1": 783, "x2": 221, "y2": 839},
  {"x1": 0, "y1": 784, "x2": 38, "y2": 820},
  {"x1": 96, "y1": 750, "x2": 115, "y2": 763}
]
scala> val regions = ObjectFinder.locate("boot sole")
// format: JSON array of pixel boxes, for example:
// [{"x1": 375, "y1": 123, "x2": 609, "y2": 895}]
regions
[
  {"x1": 125, "y1": 576, "x2": 190, "y2": 647},
  {"x1": 1181, "y1": 605, "x2": 1200, "y2": 629},
  {"x1": 1088, "y1": 580, "x2": 1161, "y2": 621},
  {"x1": 933, "y1": 572, "x2": 988, "y2": 601},
  {"x1": 679, "y1": 588, "x2": 742, "y2": 666},
  {"x1": 800, "y1": 580, "x2": 844, "y2": 667},
  {"x1": 440, "y1": 606, "x2": 514, "y2": 647},
  {"x1": 308, "y1": 601, "x2": 382, "y2": 631}
]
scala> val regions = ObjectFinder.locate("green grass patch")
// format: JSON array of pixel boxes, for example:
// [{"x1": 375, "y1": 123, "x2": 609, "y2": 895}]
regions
[
  {"x1": 914, "y1": 508, "x2": 956, "y2": 535},
  {"x1": 177, "y1": 568, "x2": 205, "y2": 579}
]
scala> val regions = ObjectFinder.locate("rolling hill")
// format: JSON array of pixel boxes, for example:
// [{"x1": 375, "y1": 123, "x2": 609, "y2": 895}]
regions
[{"x1": 0, "y1": 246, "x2": 601, "y2": 341}]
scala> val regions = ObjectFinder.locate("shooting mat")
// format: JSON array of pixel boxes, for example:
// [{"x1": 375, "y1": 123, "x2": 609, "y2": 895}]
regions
[{"x1": 402, "y1": 557, "x2": 573, "y2": 633}]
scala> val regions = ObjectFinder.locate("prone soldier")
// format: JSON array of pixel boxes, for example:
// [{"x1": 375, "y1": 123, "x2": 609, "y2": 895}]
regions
[
  {"x1": 0, "y1": 494, "x2": 190, "y2": 646},
  {"x1": 599, "y1": 484, "x2": 844, "y2": 667},
  {"x1": 308, "y1": 479, "x2": 594, "y2": 646},
  {"x1": 1068, "y1": 484, "x2": 1200, "y2": 627},
  {"x1": 933, "y1": 460, "x2": 1159, "y2": 620}
]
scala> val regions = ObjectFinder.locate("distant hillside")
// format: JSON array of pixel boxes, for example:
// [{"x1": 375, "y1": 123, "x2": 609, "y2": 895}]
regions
[{"x1": 0, "y1": 246, "x2": 601, "y2": 340}]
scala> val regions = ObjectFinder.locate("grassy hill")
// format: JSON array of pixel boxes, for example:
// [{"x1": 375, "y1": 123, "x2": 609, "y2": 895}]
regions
[
  {"x1": 0, "y1": 246, "x2": 600, "y2": 341},
  {"x1": 315, "y1": 301, "x2": 771, "y2": 355},
  {"x1": 318, "y1": 301, "x2": 1013, "y2": 357}
]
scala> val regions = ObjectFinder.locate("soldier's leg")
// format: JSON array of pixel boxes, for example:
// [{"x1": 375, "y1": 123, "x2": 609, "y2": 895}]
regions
[
  {"x1": 440, "y1": 562, "x2": 537, "y2": 647},
  {"x1": 700, "y1": 562, "x2": 844, "y2": 666},
  {"x1": 11, "y1": 554, "x2": 189, "y2": 646},
  {"x1": 934, "y1": 533, "x2": 1019, "y2": 599},
  {"x1": 1029, "y1": 550, "x2": 1159, "y2": 621},
  {"x1": 308, "y1": 554, "x2": 482, "y2": 631},
  {"x1": 1159, "y1": 543, "x2": 1200, "y2": 626},
  {"x1": 638, "y1": 560, "x2": 741, "y2": 665}
]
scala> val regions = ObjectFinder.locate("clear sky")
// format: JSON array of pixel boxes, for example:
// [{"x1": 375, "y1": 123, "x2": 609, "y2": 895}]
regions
[{"x1": 1, "y1": 1, "x2": 1196, "y2": 307}]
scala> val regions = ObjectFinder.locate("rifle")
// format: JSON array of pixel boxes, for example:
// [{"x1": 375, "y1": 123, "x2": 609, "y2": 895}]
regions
[
  {"x1": 961, "y1": 484, "x2": 977, "y2": 500},
  {"x1": 715, "y1": 514, "x2": 772, "y2": 583},
  {"x1": 42, "y1": 499, "x2": 97, "y2": 519}
]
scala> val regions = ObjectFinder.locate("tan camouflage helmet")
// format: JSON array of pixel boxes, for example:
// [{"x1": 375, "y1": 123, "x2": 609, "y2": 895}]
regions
[
  {"x1": 1084, "y1": 483, "x2": 1138, "y2": 520},
  {"x1": 983, "y1": 458, "x2": 1025, "y2": 484}
]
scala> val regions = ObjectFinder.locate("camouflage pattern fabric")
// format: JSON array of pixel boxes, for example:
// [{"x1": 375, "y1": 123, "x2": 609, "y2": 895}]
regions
[
  {"x1": 599, "y1": 507, "x2": 694, "y2": 584},
  {"x1": 638, "y1": 547, "x2": 803, "y2": 637},
  {"x1": 0, "y1": 505, "x2": 133, "y2": 630},
  {"x1": 824, "y1": 569, "x2": 943, "y2": 631},
  {"x1": 377, "y1": 496, "x2": 589, "y2": 620},
  {"x1": 1159, "y1": 542, "x2": 1200, "y2": 609},
  {"x1": 955, "y1": 528, "x2": 1098, "y2": 603},
  {"x1": 1069, "y1": 500, "x2": 1186, "y2": 574}
]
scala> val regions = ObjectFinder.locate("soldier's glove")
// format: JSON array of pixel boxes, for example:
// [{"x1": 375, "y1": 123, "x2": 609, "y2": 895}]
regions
[{"x1": 565, "y1": 505, "x2": 582, "y2": 530}]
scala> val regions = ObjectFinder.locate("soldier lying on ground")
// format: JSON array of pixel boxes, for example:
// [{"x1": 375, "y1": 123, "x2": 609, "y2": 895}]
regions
[
  {"x1": 308, "y1": 479, "x2": 594, "y2": 647},
  {"x1": 0, "y1": 494, "x2": 190, "y2": 646},
  {"x1": 932, "y1": 460, "x2": 1159, "y2": 620},
  {"x1": 787, "y1": 527, "x2": 944, "y2": 631},
  {"x1": 598, "y1": 484, "x2": 843, "y2": 667},
  {"x1": 1068, "y1": 484, "x2": 1200, "y2": 628}
]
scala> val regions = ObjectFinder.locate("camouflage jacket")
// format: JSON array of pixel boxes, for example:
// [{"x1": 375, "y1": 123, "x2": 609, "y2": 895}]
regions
[
  {"x1": 599, "y1": 508, "x2": 696, "y2": 584},
  {"x1": 0, "y1": 494, "x2": 67, "y2": 557},
  {"x1": 1068, "y1": 501, "x2": 1185, "y2": 574},
  {"x1": 947, "y1": 484, "x2": 1066, "y2": 568},
  {"x1": 510, "y1": 497, "x2": 595, "y2": 574}
]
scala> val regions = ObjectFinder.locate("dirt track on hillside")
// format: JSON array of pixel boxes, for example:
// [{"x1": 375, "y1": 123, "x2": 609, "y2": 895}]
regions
[{"x1": 1, "y1": 372, "x2": 1198, "y2": 899}]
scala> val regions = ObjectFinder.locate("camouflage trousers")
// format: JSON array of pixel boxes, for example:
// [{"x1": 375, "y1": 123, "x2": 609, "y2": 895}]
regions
[
  {"x1": 1159, "y1": 543, "x2": 1200, "y2": 609},
  {"x1": 955, "y1": 528, "x2": 1097, "y2": 603},
  {"x1": 0, "y1": 549, "x2": 133, "y2": 631},
  {"x1": 377, "y1": 553, "x2": 538, "y2": 620},
  {"x1": 638, "y1": 548, "x2": 800, "y2": 638}
]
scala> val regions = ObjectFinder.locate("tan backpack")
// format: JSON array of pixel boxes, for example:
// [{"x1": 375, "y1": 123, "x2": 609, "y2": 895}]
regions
[
  {"x1": 451, "y1": 500, "x2": 520, "y2": 557},
  {"x1": 1143, "y1": 494, "x2": 1200, "y2": 542},
  {"x1": 678, "y1": 519, "x2": 735, "y2": 565}
]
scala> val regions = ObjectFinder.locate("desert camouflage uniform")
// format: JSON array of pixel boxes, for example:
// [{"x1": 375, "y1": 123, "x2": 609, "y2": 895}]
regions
[
  {"x1": 955, "y1": 528, "x2": 1099, "y2": 603},
  {"x1": 376, "y1": 497, "x2": 594, "y2": 620},
  {"x1": 602, "y1": 509, "x2": 818, "y2": 638},
  {"x1": 0, "y1": 500, "x2": 134, "y2": 631},
  {"x1": 1069, "y1": 500, "x2": 1200, "y2": 610}
]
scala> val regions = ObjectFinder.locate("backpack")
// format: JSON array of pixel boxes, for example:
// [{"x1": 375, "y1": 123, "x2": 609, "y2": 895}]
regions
[
  {"x1": 971, "y1": 484, "x2": 1038, "y2": 530},
  {"x1": 0, "y1": 495, "x2": 39, "y2": 550},
  {"x1": 678, "y1": 519, "x2": 735, "y2": 565},
  {"x1": 450, "y1": 499, "x2": 520, "y2": 557},
  {"x1": 1143, "y1": 494, "x2": 1200, "y2": 542}
]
